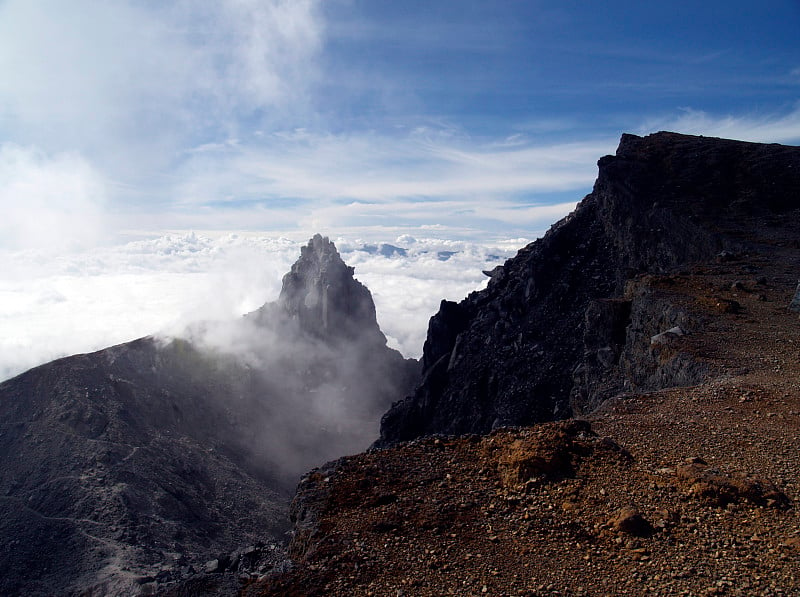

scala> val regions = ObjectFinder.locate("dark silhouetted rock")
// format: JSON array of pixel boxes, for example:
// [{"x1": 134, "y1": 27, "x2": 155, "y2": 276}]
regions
[{"x1": 379, "y1": 132, "x2": 800, "y2": 445}]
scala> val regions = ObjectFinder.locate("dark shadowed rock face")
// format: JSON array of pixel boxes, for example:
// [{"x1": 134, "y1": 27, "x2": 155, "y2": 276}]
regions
[
  {"x1": 378, "y1": 132, "x2": 800, "y2": 445},
  {"x1": 0, "y1": 236, "x2": 417, "y2": 596}
]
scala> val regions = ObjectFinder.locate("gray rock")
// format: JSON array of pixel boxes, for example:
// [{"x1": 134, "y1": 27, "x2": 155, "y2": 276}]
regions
[
  {"x1": 379, "y1": 131, "x2": 800, "y2": 445},
  {"x1": 0, "y1": 236, "x2": 419, "y2": 596}
]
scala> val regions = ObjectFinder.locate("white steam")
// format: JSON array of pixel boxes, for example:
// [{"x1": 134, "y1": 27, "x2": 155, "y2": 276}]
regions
[{"x1": 0, "y1": 233, "x2": 528, "y2": 383}]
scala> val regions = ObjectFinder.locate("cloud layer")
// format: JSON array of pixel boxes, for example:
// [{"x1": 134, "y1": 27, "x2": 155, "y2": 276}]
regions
[
  {"x1": 0, "y1": 2, "x2": 798, "y2": 380},
  {"x1": 1, "y1": 2, "x2": 797, "y2": 252},
  {"x1": 0, "y1": 232, "x2": 540, "y2": 382}
]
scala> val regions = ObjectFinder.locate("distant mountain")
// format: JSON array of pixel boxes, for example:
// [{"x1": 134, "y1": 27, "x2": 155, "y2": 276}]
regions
[
  {"x1": 378, "y1": 131, "x2": 800, "y2": 445},
  {"x1": 0, "y1": 234, "x2": 417, "y2": 596},
  {"x1": 358, "y1": 243, "x2": 408, "y2": 258}
]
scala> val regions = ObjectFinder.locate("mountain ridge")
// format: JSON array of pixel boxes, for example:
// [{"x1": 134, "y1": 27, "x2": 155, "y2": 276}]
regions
[
  {"x1": 4, "y1": 132, "x2": 800, "y2": 595},
  {"x1": 377, "y1": 131, "x2": 800, "y2": 445},
  {"x1": 248, "y1": 131, "x2": 800, "y2": 596},
  {"x1": 0, "y1": 235, "x2": 417, "y2": 596}
]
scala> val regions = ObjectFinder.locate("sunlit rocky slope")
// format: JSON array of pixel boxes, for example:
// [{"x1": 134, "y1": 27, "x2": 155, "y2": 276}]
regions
[{"x1": 248, "y1": 132, "x2": 800, "y2": 596}]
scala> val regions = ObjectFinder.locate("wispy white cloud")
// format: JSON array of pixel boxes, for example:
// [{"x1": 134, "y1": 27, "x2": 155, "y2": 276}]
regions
[
  {"x1": 294, "y1": 199, "x2": 579, "y2": 241},
  {"x1": 214, "y1": 0, "x2": 323, "y2": 112},
  {"x1": 0, "y1": 144, "x2": 109, "y2": 250},
  {"x1": 0, "y1": 233, "x2": 522, "y2": 381},
  {"x1": 0, "y1": 0, "x2": 328, "y2": 249},
  {"x1": 2, "y1": 0, "x2": 796, "y2": 251},
  {"x1": 0, "y1": 0, "x2": 324, "y2": 176},
  {"x1": 121, "y1": 128, "x2": 602, "y2": 243},
  {"x1": 0, "y1": 0, "x2": 612, "y2": 243},
  {"x1": 638, "y1": 105, "x2": 800, "y2": 145},
  {"x1": 170, "y1": 130, "x2": 608, "y2": 231}
]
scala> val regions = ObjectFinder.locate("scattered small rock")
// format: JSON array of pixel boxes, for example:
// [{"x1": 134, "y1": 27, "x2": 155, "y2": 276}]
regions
[{"x1": 610, "y1": 506, "x2": 653, "y2": 536}]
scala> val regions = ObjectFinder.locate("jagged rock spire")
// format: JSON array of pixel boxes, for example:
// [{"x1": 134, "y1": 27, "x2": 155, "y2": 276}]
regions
[{"x1": 278, "y1": 234, "x2": 385, "y2": 344}]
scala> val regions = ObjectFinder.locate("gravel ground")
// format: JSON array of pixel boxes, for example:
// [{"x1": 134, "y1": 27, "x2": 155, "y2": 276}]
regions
[{"x1": 244, "y1": 253, "x2": 800, "y2": 597}]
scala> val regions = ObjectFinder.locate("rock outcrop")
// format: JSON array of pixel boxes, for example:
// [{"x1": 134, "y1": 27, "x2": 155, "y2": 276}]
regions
[
  {"x1": 263, "y1": 234, "x2": 387, "y2": 347},
  {"x1": 0, "y1": 236, "x2": 417, "y2": 596},
  {"x1": 247, "y1": 134, "x2": 800, "y2": 596},
  {"x1": 378, "y1": 132, "x2": 800, "y2": 445}
]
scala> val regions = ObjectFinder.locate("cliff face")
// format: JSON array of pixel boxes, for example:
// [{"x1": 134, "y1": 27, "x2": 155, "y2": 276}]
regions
[
  {"x1": 249, "y1": 133, "x2": 800, "y2": 597},
  {"x1": 379, "y1": 132, "x2": 800, "y2": 444},
  {"x1": 275, "y1": 234, "x2": 386, "y2": 346},
  {"x1": 0, "y1": 236, "x2": 417, "y2": 596}
]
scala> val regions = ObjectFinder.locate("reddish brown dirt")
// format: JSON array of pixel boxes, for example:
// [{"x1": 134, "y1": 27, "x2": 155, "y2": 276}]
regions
[{"x1": 245, "y1": 254, "x2": 800, "y2": 597}]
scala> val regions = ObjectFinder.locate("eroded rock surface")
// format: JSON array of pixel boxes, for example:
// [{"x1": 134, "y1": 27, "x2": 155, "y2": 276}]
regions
[
  {"x1": 0, "y1": 236, "x2": 417, "y2": 596},
  {"x1": 248, "y1": 132, "x2": 800, "y2": 596},
  {"x1": 379, "y1": 132, "x2": 800, "y2": 445}
]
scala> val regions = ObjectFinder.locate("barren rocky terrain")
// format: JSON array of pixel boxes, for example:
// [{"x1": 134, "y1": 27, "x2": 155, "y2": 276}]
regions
[
  {"x1": 248, "y1": 257, "x2": 800, "y2": 596},
  {"x1": 244, "y1": 133, "x2": 800, "y2": 596},
  {"x1": 5, "y1": 132, "x2": 800, "y2": 596}
]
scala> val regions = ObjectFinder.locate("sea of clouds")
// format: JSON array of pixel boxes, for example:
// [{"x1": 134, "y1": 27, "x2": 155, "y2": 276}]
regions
[{"x1": 0, "y1": 232, "x2": 540, "y2": 382}]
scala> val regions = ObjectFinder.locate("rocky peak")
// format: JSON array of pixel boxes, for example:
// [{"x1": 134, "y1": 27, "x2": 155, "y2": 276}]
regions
[
  {"x1": 0, "y1": 234, "x2": 420, "y2": 596},
  {"x1": 378, "y1": 132, "x2": 800, "y2": 446},
  {"x1": 278, "y1": 234, "x2": 385, "y2": 345}
]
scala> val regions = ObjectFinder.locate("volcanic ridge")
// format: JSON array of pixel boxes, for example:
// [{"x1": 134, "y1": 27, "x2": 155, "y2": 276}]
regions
[
  {"x1": 0, "y1": 234, "x2": 417, "y2": 596},
  {"x1": 2, "y1": 131, "x2": 800, "y2": 596},
  {"x1": 248, "y1": 132, "x2": 800, "y2": 596}
]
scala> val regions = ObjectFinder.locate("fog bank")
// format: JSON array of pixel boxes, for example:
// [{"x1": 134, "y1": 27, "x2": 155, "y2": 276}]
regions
[{"x1": 0, "y1": 232, "x2": 533, "y2": 382}]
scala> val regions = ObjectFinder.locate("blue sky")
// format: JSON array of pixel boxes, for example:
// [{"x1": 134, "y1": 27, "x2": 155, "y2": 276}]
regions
[
  {"x1": 0, "y1": 0, "x2": 799, "y2": 379},
  {"x1": 1, "y1": 0, "x2": 799, "y2": 249},
  {"x1": 321, "y1": 2, "x2": 799, "y2": 136}
]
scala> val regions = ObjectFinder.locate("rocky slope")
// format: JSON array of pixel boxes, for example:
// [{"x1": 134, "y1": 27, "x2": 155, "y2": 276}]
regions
[
  {"x1": 0, "y1": 235, "x2": 416, "y2": 596},
  {"x1": 378, "y1": 131, "x2": 800, "y2": 445},
  {"x1": 247, "y1": 132, "x2": 800, "y2": 595},
  {"x1": 253, "y1": 264, "x2": 800, "y2": 597}
]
